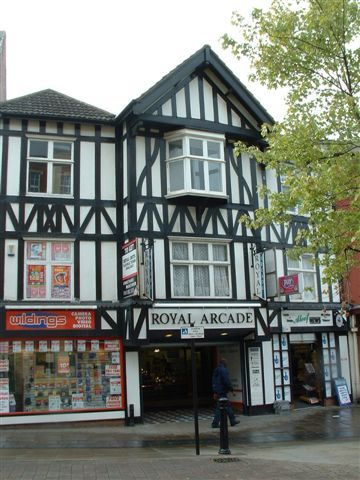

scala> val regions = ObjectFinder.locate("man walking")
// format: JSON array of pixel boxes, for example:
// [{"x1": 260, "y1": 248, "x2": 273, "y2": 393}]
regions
[{"x1": 211, "y1": 358, "x2": 240, "y2": 428}]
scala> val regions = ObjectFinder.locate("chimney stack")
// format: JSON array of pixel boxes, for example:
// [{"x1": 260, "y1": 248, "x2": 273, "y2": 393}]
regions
[{"x1": 0, "y1": 32, "x2": 7, "y2": 102}]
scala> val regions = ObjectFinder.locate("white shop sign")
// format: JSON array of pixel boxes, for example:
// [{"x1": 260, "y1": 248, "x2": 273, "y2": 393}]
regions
[
  {"x1": 248, "y1": 346, "x2": 264, "y2": 406},
  {"x1": 149, "y1": 308, "x2": 255, "y2": 331},
  {"x1": 282, "y1": 310, "x2": 332, "y2": 330},
  {"x1": 180, "y1": 326, "x2": 204, "y2": 339}
]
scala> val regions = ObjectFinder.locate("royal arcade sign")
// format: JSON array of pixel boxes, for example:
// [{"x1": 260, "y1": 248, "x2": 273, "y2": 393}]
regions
[{"x1": 148, "y1": 308, "x2": 255, "y2": 331}]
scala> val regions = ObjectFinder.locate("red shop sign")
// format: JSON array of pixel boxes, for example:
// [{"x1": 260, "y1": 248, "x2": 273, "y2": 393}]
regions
[
  {"x1": 278, "y1": 274, "x2": 300, "y2": 295},
  {"x1": 6, "y1": 310, "x2": 95, "y2": 331}
]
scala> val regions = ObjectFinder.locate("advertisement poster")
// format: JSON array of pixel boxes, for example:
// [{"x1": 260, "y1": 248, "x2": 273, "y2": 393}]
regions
[
  {"x1": 105, "y1": 364, "x2": 121, "y2": 377},
  {"x1": 333, "y1": 378, "x2": 352, "y2": 406},
  {"x1": 51, "y1": 265, "x2": 71, "y2": 299},
  {"x1": 6, "y1": 310, "x2": 95, "y2": 331},
  {"x1": 39, "y1": 340, "x2": 48, "y2": 352},
  {"x1": 57, "y1": 353, "x2": 70, "y2": 374},
  {"x1": 110, "y1": 378, "x2": 121, "y2": 395},
  {"x1": 25, "y1": 341, "x2": 34, "y2": 352},
  {"x1": 27, "y1": 242, "x2": 46, "y2": 260},
  {"x1": 111, "y1": 352, "x2": 120, "y2": 364},
  {"x1": 51, "y1": 242, "x2": 71, "y2": 261},
  {"x1": 104, "y1": 340, "x2": 120, "y2": 352},
  {"x1": 48, "y1": 395, "x2": 61, "y2": 411},
  {"x1": 106, "y1": 395, "x2": 121, "y2": 408},
  {"x1": 77, "y1": 340, "x2": 86, "y2": 352},
  {"x1": 0, "y1": 342, "x2": 9, "y2": 353},
  {"x1": 0, "y1": 393, "x2": 10, "y2": 413},
  {"x1": 0, "y1": 378, "x2": 9, "y2": 393},
  {"x1": 91, "y1": 340, "x2": 100, "y2": 352},
  {"x1": 121, "y1": 239, "x2": 138, "y2": 298},
  {"x1": 12, "y1": 341, "x2": 22, "y2": 353},
  {"x1": 248, "y1": 346, "x2": 264, "y2": 406},
  {"x1": 72, "y1": 393, "x2": 84, "y2": 409},
  {"x1": 0, "y1": 359, "x2": 9, "y2": 372},
  {"x1": 51, "y1": 340, "x2": 60, "y2": 352},
  {"x1": 64, "y1": 340, "x2": 73, "y2": 352},
  {"x1": 27, "y1": 264, "x2": 46, "y2": 298}
]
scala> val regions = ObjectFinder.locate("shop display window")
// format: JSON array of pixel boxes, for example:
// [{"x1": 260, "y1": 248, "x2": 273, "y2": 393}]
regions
[{"x1": 0, "y1": 339, "x2": 124, "y2": 415}]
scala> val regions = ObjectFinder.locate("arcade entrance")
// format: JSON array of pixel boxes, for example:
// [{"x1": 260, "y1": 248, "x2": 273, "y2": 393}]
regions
[{"x1": 139, "y1": 346, "x2": 216, "y2": 411}]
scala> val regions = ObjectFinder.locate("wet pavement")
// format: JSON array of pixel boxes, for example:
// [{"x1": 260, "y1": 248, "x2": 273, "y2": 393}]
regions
[{"x1": 1, "y1": 405, "x2": 359, "y2": 479}]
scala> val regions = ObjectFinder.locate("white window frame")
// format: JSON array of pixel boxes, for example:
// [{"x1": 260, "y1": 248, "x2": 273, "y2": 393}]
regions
[
  {"x1": 165, "y1": 129, "x2": 227, "y2": 200},
  {"x1": 287, "y1": 253, "x2": 317, "y2": 302},
  {"x1": 24, "y1": 240, "x2": 74, "y2": 301},
  {"x1": 26, "y1": 136, "x2": 74, "y2": 197},
  {"x1": 280, "y1": 175, "x2": 298, "y2": 214},
  {"x1": 170, "y1": 238, "x2": 231, "y2": 298}
]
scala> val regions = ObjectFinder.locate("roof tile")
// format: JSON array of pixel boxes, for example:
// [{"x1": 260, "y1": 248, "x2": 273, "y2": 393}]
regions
[{"x1": 0, "y1": 89, "x2": 115, "y2": 123}]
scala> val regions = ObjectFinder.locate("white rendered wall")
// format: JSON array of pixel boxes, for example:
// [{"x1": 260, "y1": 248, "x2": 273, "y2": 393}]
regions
[
  {"x1": 7, "y1": 137, "x2": 21, "y2": 195},
  {"x1": 80, "y1": 142, "x2": 95, "y2": 199},
  {"x1": 101, "y1": 242, "x2": 117, "y2": 301},
  {"x1": 101, "y1": 143, "x2": 116, "y2": 200},
  {"x1": 262, "y1": 340, "x2": 275, "y2": 404},
  {"x1": 154, "y1": 239, "x2": 166, "y2": 298},
  {"x1": 125, "y1": 351, "x2": 141, "y2": 417},
  {"x1": 234, "y1": 243, "x2": 246, "y2": 300},
  {"x1": 3, "y1": 239, "x2": 18, "y2": 300},
  {"x1": 79, "y1": 241, "x2": 96, "y2": 300}
]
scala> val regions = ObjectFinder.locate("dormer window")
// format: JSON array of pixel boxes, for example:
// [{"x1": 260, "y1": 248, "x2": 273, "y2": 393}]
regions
[{"x1": 165, "y1": 129, "x2": 227, "y2": 200}]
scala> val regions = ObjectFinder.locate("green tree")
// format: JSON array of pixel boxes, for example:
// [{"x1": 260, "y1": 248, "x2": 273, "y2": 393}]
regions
[{"x1": 222, "y1": 0, "x2": 360, "y2": 288}]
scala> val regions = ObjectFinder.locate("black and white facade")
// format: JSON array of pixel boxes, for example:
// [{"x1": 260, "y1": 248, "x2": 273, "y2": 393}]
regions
[
  {"x1": 0, "y1": 46, "x2": 352, "y2": 424},
  {"x1": 0, "y1": 90, "x2": 126, "y2": 424}
]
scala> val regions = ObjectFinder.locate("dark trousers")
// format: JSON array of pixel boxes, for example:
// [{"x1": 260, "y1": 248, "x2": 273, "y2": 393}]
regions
[{"x1": 212, "y1": 397, "x2": 236, "y2": 426}]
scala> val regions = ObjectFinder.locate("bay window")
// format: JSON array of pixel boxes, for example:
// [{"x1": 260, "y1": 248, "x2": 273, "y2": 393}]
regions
[
  {"x1": 165, "y1": 130, "x2": 227, "y2": 199},
  {"x1": 170, "y1": 240, "x2": 231, "y2": 298}
]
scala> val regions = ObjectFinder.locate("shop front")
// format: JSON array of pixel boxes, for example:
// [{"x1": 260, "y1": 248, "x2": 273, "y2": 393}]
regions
[
  {"x1": 137, "y1": 303, "x2": 260, "y2": 415},
  {"x1": 0, "y1": 308, "x2": 125, "y2": 425},
  {"x1": 274, "y1": 308, "x2": 351, "y2": 408}
]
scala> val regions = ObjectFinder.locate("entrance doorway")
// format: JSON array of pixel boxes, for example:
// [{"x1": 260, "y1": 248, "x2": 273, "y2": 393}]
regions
[
  {"x1": 290, "y1": 342, "x2": 322, "y2": 407},
  {"x1": 139, "y1": 346, "x2": 216, "y2": 411}
]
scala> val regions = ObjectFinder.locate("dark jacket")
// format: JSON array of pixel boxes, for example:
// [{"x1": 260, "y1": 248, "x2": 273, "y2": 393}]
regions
[{"x1": 212, "y1": 361, "x2": 233, "y2": 396}]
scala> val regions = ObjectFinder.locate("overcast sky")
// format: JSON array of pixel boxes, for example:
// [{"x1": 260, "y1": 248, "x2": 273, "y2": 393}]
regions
[{"x1": 1, "y1": 0, "x2": 287, "y2": 120}]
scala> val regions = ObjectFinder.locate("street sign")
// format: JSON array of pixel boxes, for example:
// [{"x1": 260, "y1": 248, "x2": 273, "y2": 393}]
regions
[{"x1": 180, "y1": 326, "x2": 204, "y2": 339}]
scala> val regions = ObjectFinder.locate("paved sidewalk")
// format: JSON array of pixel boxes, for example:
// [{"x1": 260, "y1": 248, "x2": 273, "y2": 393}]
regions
[{"x1": 1, "y1": 405, "x2": 359, "y2": 479}]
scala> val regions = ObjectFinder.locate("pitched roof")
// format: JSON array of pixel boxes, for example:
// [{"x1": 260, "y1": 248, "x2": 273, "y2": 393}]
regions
[
  {"x1": 118, "y1": 45, "x2": 275, "y2": 125},
  {"x1": 0, "y1": 89, "x2": 115, "y2": 123}
]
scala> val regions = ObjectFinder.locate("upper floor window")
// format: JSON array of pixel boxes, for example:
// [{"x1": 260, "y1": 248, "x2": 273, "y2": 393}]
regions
[
  {"x1": 170, "y1": 239, "x2": 231, "y2": 298},
  {"x1": 280, "y1": 175, "x2": 298, "y2": 214},
  {"x1": 27, "y1": 138, "x2": 74, "y2": 196},
  {"x1": 165, "y1": 130, "x2": 227, "y2": 199},
  {"x1": 287, "y1": 253, "x2": 317, "y2": 301},
  {"x1": 24, "y1": 240, "x2": 73, "y2": 300}
]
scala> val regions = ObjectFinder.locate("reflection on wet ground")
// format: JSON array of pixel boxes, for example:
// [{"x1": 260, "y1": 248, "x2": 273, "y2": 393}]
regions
[{"x1": 1, "y1": 405, "x2": 359, "y2": 449}]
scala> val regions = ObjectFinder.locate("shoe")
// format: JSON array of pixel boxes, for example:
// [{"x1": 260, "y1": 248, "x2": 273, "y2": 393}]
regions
[
  {"x1": 211, "y1": 424, "x2": 220, "y2": 428},
  {"x1": 230, "y1": 420, "x2": 240, "y2": 426}
]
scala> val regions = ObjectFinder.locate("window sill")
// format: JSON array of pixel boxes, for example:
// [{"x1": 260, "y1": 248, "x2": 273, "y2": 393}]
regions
[{"x1": 166, "y1": 192, "x2": 228, "y2": 207}]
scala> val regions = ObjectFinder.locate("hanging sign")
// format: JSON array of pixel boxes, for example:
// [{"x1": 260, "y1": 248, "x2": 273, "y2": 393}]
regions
[
  {"x1": 278, "y1": 274, "x2": 300, "y2": 295},
  {"x1": 122, "y1": 239, "x2": 139, "y2": 298},
  {"x1": 254, "y1": 252, "x2": 266, "y2": 300}
]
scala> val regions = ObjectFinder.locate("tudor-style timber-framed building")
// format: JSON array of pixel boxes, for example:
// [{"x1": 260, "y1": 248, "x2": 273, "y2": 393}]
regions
[{"x1": 0, "y1": 45, "x2": 353, "y2": 425}]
